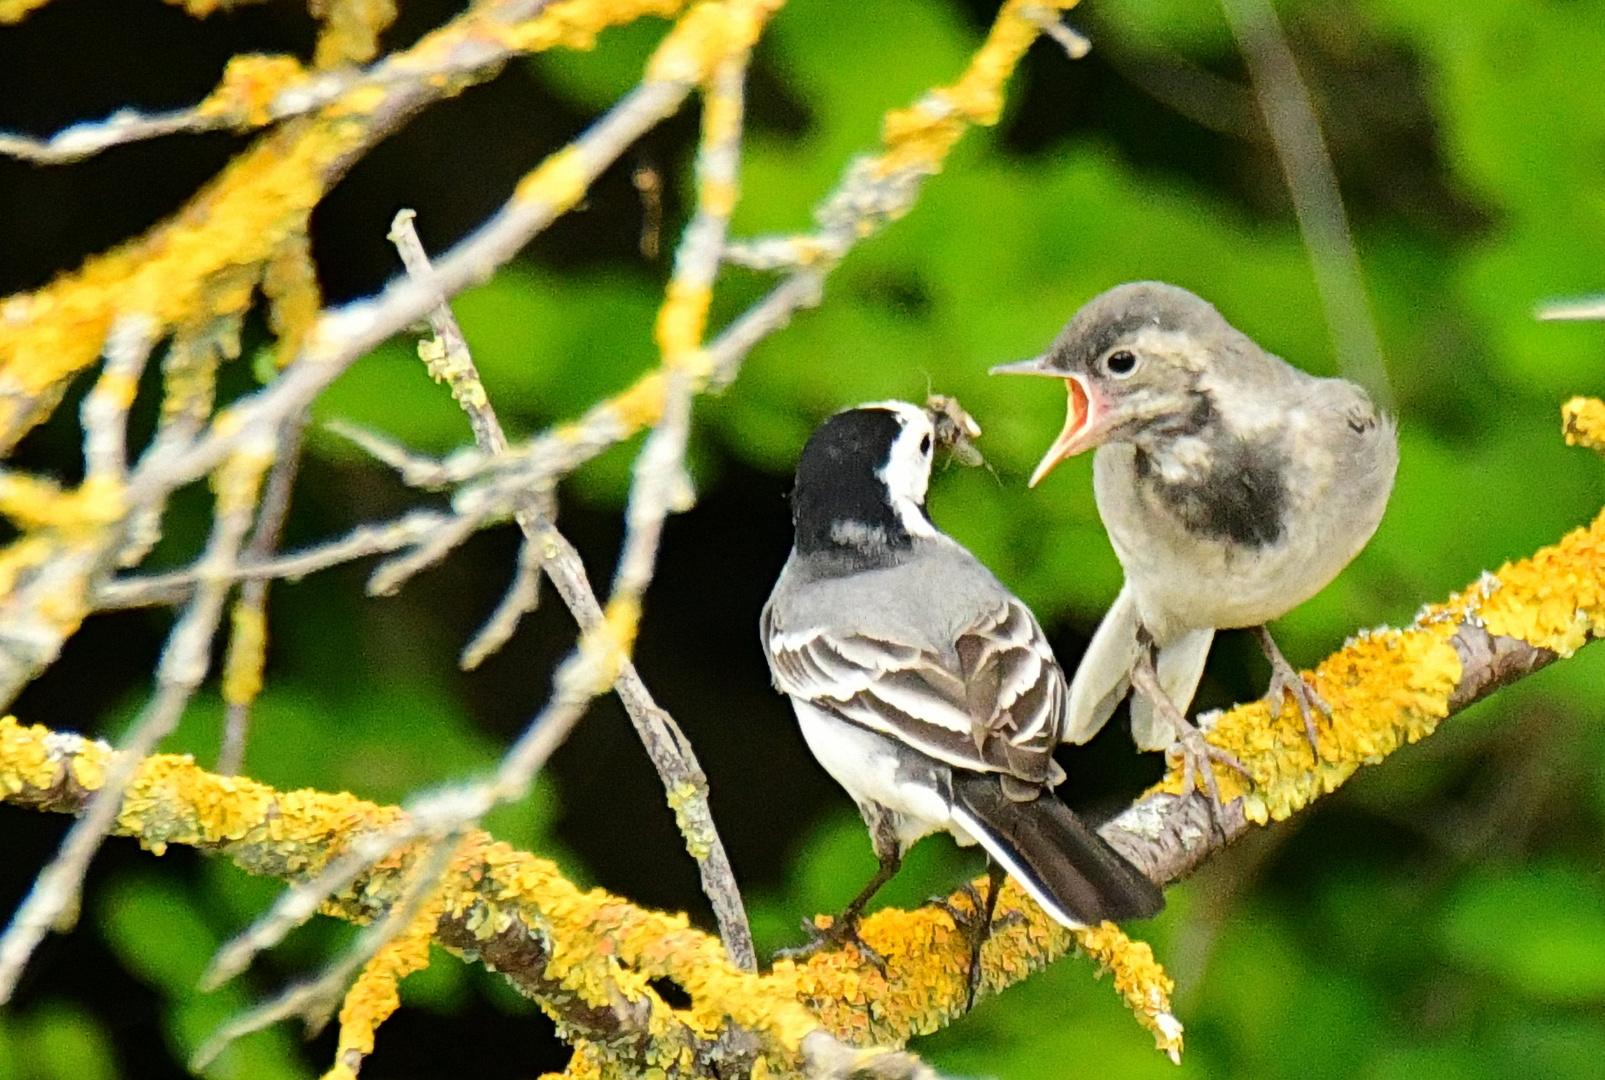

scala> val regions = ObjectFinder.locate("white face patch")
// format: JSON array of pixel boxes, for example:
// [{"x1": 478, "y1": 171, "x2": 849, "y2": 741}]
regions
[{"x1": 861, "y1": 401, "x2": 938, "y2": 538}]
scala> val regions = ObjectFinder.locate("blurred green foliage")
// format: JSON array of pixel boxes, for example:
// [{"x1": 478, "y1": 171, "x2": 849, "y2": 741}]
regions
[{"x1": 12, "y1": 0, "x2": 1605, "y2": 1076}]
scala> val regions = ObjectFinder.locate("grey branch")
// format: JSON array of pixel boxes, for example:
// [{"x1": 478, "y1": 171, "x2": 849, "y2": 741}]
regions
[
  {"x1": 0, "y1": 430, "x2": 275, "y2": 1003},
  {"x1": 384, "y1": 202, "x2": 757, "y2": 969},
  {"x1": 0, "y1": 0, "x2": 557, "y2": 165},
  {"x1": 1100, "y1": 622, "x2": 1565, "y2": 885}
]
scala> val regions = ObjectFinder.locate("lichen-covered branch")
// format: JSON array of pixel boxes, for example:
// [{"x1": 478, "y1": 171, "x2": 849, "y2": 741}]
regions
[
  {"x1": 2, "y1": 406, "x2": 1602, "y2": 1067},
  {"x1": 0, "y1": 0, "x2": 1073, "y2": 1016},
  {"x1": 386, "y1": 206, "x2": 757, "y2": 969}
]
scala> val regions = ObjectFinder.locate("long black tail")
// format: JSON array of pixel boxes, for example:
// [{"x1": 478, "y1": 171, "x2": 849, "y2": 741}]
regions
[{"x1": 949, "y1": 772, "x2": 1164, "y2": 928}]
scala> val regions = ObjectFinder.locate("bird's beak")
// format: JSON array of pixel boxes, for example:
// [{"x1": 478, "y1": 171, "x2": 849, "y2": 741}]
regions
[
  {"x1": 988, "y1": 354, "x2": 1059, "y2": 377},
  {"x1": 1027, "y1": 374, "x2": 1109, "y2": 488}
]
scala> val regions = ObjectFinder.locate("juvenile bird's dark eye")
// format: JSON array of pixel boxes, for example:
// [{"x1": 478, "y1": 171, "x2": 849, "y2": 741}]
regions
[
  {"x1": 919, "y1": 434, "x2": 932, "y2": 455},
  {"x1": 1105, "y1": 350, "x2": 1138, "y2": 376}
]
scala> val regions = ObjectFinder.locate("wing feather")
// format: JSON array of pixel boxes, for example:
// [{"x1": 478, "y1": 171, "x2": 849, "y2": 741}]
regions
[{"x1": 766, "y1": 595, "x2": 1067, "y2": 786}]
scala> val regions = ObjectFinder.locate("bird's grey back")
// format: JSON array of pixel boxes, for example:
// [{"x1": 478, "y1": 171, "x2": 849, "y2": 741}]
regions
[{"x1": 765, "y1": 537, "x2": 1019, "y2": 657}]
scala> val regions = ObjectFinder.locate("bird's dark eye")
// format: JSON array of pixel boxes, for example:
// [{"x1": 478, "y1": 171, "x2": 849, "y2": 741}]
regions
[
  {"x1": 1105, "y1": 350, "x2": 1138, "y2": 376},
  {"x1": 919, "y1": 434, "x2": 932, "y2": 455}
]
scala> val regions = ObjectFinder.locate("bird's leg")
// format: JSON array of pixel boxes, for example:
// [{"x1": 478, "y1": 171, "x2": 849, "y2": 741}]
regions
[
  {"x1": 969, "y1": 860, "x2": 1006, "y2": 1008},
  {"x1": 1252, "y1": 625, "x2": 1331, "y2": 759},
  {"x1": 1130, "y1": 630, "x2": 1252, "y2": 820},
  {"x1": 923, "y1": 859, "x2": 1008, "y2": 1010},
  {"x1": 777, "y1": 813, "x2": 901, "y2": 972}
]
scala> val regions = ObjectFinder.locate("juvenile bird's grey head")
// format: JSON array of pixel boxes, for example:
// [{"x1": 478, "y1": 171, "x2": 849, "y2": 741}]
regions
[
  {"x1": 991, "y1": 282, "x2": 1264, "y2": 486},
  {"x1": 790, "y1": 401, "x2": 938, "y2": 560}
]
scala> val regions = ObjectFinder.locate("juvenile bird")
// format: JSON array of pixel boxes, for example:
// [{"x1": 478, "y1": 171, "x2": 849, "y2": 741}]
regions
[
  {"x1": 761, "y1": 401, "x2": 1163, "y2": 976},
  {"x1": 993, "y1": 283, "x2": 1398, "y2": 798}
]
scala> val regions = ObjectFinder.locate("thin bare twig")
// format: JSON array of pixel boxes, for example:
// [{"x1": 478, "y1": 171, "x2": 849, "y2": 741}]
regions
[
  {"x1": 388, "y1": 210, "x2": 513, "y2": 457},
  {"x1": 1219, "y1": 0, "x2": 1392, "y2": 409},
  {"x1": 193, "y1": 831, "x2": 464, "y2": 1069},
  {"x1": 95, "y1": 509, "x2": 453, "y2": 611},
  {"x1": 81, "y1": 316, "x2": 156, "y2": 482},
  {"x1": 387, "y1": 196, "x2": 757, "y2": 967},
  {"x1": 462, "y1": 534, "x2": 548, "y2": 669},
  {"x1": 0, "y1": 435, "x2": 274, "y2": 1002},
  {"x1": 219, "y1": 410, "x2": 310, "y2": 775}
]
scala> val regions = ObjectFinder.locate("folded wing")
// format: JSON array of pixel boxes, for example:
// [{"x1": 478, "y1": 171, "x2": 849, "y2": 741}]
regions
[{"x1": 765, "y1": 596, "x2": 1066, "y2": 789}]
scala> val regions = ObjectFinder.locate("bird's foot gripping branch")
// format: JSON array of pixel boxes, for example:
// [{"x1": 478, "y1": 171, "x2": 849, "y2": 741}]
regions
[
  {"x1": 1, "y1": 400, "x2": 1603, "y2": 1077},
  {"x1": 1108, "y1": 396, "x2": 1605, "y2": 881}
]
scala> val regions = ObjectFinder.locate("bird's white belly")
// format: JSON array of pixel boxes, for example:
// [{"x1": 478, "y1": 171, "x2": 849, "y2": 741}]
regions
[
  {"x1": 1096, "y1": 457, "x2": 1378, "y2": 639},
  {"x1": 793, "y1": 701, "x2": 974, "y2": 850},
  {"x1": 1122, "y1": 537, "x2": 1334, "y2": 634}
]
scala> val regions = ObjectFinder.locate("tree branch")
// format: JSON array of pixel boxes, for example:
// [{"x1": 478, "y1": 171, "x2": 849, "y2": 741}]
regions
[{"x1": 1, "y1": 435, "x2": 1600, "y2": 1061}]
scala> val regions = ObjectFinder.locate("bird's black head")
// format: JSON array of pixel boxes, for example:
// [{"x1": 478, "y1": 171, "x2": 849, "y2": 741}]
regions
[{"x1": 790, "y1": 402, "x2": 937, "y2": 559}]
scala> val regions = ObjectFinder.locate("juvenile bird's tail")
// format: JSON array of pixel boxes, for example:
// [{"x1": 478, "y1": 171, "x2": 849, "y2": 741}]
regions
[
  {"x1": 1062, "y1": 583, "x2": 1141, "y2": 745},
  {"x1": 1064, "y1": 582, "x2": 1214, "y2": 752},
  {"x1": 950, "y1": 772, "x2": 1164, "y2": 928}
]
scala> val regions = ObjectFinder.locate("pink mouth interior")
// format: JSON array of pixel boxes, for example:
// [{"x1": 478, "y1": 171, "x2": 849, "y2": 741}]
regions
[{"x1": 1065, "y1": 376, "x2": 1089, "y2": 438}]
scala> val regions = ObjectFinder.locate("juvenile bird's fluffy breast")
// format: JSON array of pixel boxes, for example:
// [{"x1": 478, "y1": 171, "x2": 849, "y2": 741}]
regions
[{"x1": 1093, "y1": 415, "x2": 1381, "y2": 636}]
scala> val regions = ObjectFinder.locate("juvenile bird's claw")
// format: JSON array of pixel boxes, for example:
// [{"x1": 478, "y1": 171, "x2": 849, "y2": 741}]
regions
[
  {"x1": 776, "y1": 913, "x2": 888, "y2": 974},
  {"x1": 1167, "y1": 721, "x2": 1253, "y2": 828},
  {"x1": 1253, "y1": 626, "x2": 1331, "y2": 759},
  {"x1": 1130, "y1": 640, "x2": 1252, "y2": 836}
]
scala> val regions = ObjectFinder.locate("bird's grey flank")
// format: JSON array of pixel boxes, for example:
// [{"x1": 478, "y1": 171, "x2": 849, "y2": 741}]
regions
[
  {"x1": 760, "y1": 400, "x2": 1163, "y2": 988},
  {"x1": 994, "y1": 281, "x2": 1399, "y2": 803}
]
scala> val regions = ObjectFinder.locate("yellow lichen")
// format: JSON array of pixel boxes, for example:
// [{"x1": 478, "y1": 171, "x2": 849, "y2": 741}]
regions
[
  {"x1": 327, "y1": 854, "x2": 450, "y2": 1075},
  {"x1": 1170, "y1": 620, "x2": 1464, "y2": 822},
  {"x1": 0, "y1": 473, "x2": 125, "y2": 533},
  {"x1": 645, "y1": 0, "x2": 783, "y2": 86},
  {"x1": 0, "y1": 536, "x2": 54, "y2": 603},
  {"x1": 502, "y1": 0, "x2": 686, "y2": 54},
  {"x1": 197, "y1": 54, "x2": 309, "y2": 126},
  {"x1": 313, "y1": 0, "x2": 399, "y2": 69},
  {"x1": 1074, "y1": 922, "x2": 1182, "y2": 1062},
  {"x1": 513, "y1": 146, "x2": 592, "y2": 215},
  {"x1": 655, "y1": 281, "x2": 713, "y2": 366},
  {"x1": 0, "y1": 0, "x2": 50, "y2": 23},
  {"x1": 262, "y1": 229, "x2": 322, "y2": 367},
  {"x1": 874, "y1": 0, "x2": 1076, "y2": 178},
  {"x1": 222, "y1": 601, "x2": 268, "y2": 707},
  {"x1": 1563, "y1": 396, "x2": 1605, "y2": 454},
  {"x1": 0, "y1": 715, "x2": 59, "y2": 793},
  {"x1": 1477, "y1": 507, "x2": 1605, "y2": 656},
  {"x1": 665, "y1": 780, "x2": 713, "y2": 860},
  {"x1": 606, "y1": 369, "x2": 671, "y2": 433}
]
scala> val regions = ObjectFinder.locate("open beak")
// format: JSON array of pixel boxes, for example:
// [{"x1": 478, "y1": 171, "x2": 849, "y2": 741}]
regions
[
  {"x1": 1028, "y1": 374, "x2": 1109, "y2": 487},
  {"x1": 991, "y1": 356, "x2": 1113, "y2": 486}
]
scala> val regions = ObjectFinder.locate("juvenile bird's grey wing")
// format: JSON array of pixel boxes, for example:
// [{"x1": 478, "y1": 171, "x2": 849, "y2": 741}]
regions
[
  {"x1": 1063, "y1": 582, "x2": 1141, "y2": 744},
  {"x1": 1128, "y1": 627, "x2": 1213, "y2": 751},
  {"x1": 765, "y1": 561, "x2": 1065, "y2": 788},
  {"x1": 1309, "y1": 379, "x2": 1400, "y2": 493}
]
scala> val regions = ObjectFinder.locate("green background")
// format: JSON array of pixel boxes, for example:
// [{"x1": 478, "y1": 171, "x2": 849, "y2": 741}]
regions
[{"x1": 3, "y1": 0, "x2": 1605, "y2": 1077}]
